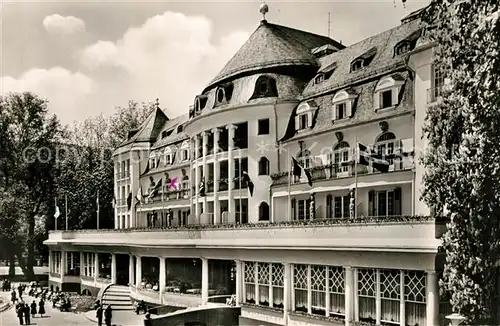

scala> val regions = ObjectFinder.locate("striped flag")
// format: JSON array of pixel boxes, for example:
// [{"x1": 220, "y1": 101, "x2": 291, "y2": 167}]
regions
[
  {"x1": 358, "y1": 142, "x2": 390, "y2": 173},
  {"x1": 291, "y1": 157, "x2": 313, "y2": 186}
]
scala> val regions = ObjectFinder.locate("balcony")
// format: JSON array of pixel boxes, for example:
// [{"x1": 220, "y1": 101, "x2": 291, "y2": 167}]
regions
[
  {"x1": 45, "y1": 216, "x2": 445, "y2": 253},
  {"x1": 427, "y1": 86, "x2": 443, "y2": 104},
  {"x1": 115, "y1": 172, "x2": 130, "y2": 180}
]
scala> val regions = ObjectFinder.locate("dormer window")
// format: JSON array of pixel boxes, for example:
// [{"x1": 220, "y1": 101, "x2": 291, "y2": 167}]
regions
[
  {"x1": 331, "y1": 89, "x2": 357, "y2": 121},
  {"x1": 394, "y1": 29, "x2": 422, "y2": 56},
  {"x1": 295, "y1": 101, "x2": 317, "y2": 131},
  {"x1": 177, "y1": 125, "x2": 183, "y2": 133},
  {"x1": 149, "y1": 152, "x2": 157, "y2": 169},
  {"x1": 314, "y1": 74, "x2": 325, "y2": 84},
  {"x1": 194, "y1": 95, "x2": 208, "y2": 114},
  {"x1": 350, "y1": 47, "x2": 377, "y2": 72},
  {"x1": 374, "y1": 74, "x2": 405, "y2": 111},
  {"x1": 214, "y1": 83, "x2": 233, "y2": 107},
  {"x1": 163, "y1": 147, "x2": 172, "y2": 165},
  {"x1": 161, "y1": 130, "x2": 167, "y2": 139},
  {"x1": 180, "y1": 141, "x2": 189, "y2": 161},
  {"x1": 250, "y1": 75, "x2": 278, "y2": 99}
]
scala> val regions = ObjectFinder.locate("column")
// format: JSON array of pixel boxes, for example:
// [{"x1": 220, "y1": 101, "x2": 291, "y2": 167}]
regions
[
  {"x1": 283, "y1": 263, "x2": 291, "y2": 325},
  {"x1": 400, "y1": 271, "x2": 406, "y2": 326},
  {"x1": 213, "y1": 128, "x2": 221, "y2": 224},
  {"x1": 61, "y1": 250, "x2": 67, "y2": 276},
  {"x1": 94, "y1": 253, "x2": 99, "y2": 283},
  {"x1": 135, "y1": 256, "x2": 142, "y2": 288},
  {"x1": 195, "y1": 136, "x2": 201, "y2": 218},
  {"x1": 307, "y1": 265, "x2": 312, "y2": 314},
  {"x1": 376, "y1": 270, "x2": 381, "y2": 325},
  {"x1": 344, "y1": 266, "x2": 355, "y2": 326},
  {"x1": 48, "y1": 251, "x2": 53, "y2": 273},
  {"x1": 227, "y1": 124, "x2": 237, "y2": 222},
  {"x1": 235, "y1": 260, "x2": 242, "y2": 306},
  {"x1": 129, "y1": 255, "x2": 135, "y2": 286},
  {"x1": 159, "y1": 258, "x2": 166, "y2": 303},
  {"x1": 202, "y1": 131, "x2": 208, "y2": 214},
  {"x1": 201, "y1": 258, "x2": 209, "y2": 305},
  {"x1": 111, "y1": 253, "x2": 117, "y2": 284},
  {"x1": 80, "y1": 252, "x2": 84, "y2": 276},
  {"x1": 426, "y1": 270, "x2": 439, "y2": 326}
]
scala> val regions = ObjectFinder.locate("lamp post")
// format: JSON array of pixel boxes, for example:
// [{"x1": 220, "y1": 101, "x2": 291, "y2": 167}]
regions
[{"x1": 446, "y1": 313, "x2": 466, "y2": 326}]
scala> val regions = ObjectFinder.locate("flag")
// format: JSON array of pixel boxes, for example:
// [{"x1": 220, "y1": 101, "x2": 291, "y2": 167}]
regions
[
  {"x1": 54, "y1": 205, "x2": 60, "y2": 218},
  {"x1": 292, "y1": 157, "x2": 313, "y2": 186},
  {"x1": 358, "y1": 143, "x2": 390, "y2": 173},
  {"x1": 242, "y1": 172, "x2": 254, "y2": 196},
  {"x1": 199, "y1": 180, "x2": 206, "y2": 197},
  {"x1": 127, "y1": 192, "x2": 132, "y2": 211},
  {"x1": 112, "y1": 195, "x2": 116, "y2": 209},
  {"x1": 96, "y1": 191, "x2": 100, "y2": 211},
  {"x1": 136, "y1": 187, "x2": 143, "y2": 203},
  {"x1": 149, "y1": 179, "x2": 163, "y2": 198}
]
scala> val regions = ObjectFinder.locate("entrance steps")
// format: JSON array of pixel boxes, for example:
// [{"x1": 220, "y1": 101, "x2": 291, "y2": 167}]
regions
[{"x1": 101, "y1": 285, "x2": 134, "y2": 311}]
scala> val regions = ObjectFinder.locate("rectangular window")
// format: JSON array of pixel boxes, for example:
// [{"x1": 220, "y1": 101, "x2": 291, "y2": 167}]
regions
[
  {"x1": 258, "y1": 119, "x2": 270, "y2": 135},
  {"x1": 299, "y1": 114, "x2": 308, "y2": 130},
  {"x1": 433, "y1": 64, "x2": 445, "y2": 100},
  {"x1": 258, "y1": 262, "x2": 270, "y2": 306},
  {"x1": 311, "y1": 265, "x2": 327, "y2": 316},
  {"x1": 380, "y1": 90, "x2": 393, "y2": 108},
  {"x1": 376, "y1": 190, "x2": 399, "y2": 217},
  {"x1": 244, "y1": 262, "x2": 256, "y2": 304},
  {"x1": 329, "y1": 266, "x2": 345, "y2": 317},
  {"x1": 358, "y1": 269, "x2": 376, "y2": 322},
  {"x1": 336, "y1": 103, "x2": 346, "y2": 120},
  {"x1": 332, "y1": 196, "x2": 349, "y2": 218},
  {"x1": 380, "y1": 270, "x2": 401, "y2": 324},
  {"x1": 405, "y1": 271, "x2": 426, "y2": 326},
  {"x1": 293, "y1": 264, "x2": 308, "y2": 313},
  {"x1": 271, "y1": 264, "x2": 284, "y2": 309},
  {"x1": 297, "y1": 199, "x2": 311, "y2": 220}
]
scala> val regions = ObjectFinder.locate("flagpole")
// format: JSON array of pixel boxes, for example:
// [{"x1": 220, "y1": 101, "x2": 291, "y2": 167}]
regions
[
  {"x1": 239, "y1": 150, "x2": 242, "y2": 224},
  {"x1": 55, "y1": 197, "x2": 58, "y2": 231},
  {"x1": 65, "y1": 193, "x2": 68, "y2": 231},
  {"x1": 97, "y1": 190, "x2": 100, "y2": 230},
  {"x1": 355, "y1": 135, "x2": 358, "y2": 219},
  {"x1": 287, "y1": 151, "x2": 291, "y2": 221}
]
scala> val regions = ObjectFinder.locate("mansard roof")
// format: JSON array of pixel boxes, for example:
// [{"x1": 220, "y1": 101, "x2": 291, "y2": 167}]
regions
[
  {"x1": 301, "y1": 18, "x2": 422, "y2": 98},
  {"x1": 152, "y1": 114, "x2": 189, "y2": 149},
  {"x1": 205, "y1": 20, "x2": 345, "y2": 91}
]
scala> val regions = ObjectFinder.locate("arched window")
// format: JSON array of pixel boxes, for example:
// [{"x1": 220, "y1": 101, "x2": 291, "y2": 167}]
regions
[
  {"x1": 374, "y1": 74, "x2": 405, "y2": 110},
  {"x1": 297, "y1": 149, "x2": 311, "y2": 169},
  {"x1": 177, "y1": 125, "x2": 183, "y2": 133},
  {"x1": 149, "y1": 151, "x2": 157, "y2": 169},
  {"x1": 180, "y1": 141, "x2": 189, "y2": 162},
  {"x1": 375, "y1": 132, "x2": 397, "y2": 166},
  {"x1": 332, "y1": 141, "x2": 350, "y2": 174},
  {"x1": 163, "y1": 147, "x2": 172, "y2": 165},
  {"x1": 331, "y1": 89, "x2": 357, "y2": 121},
  {"x1": 251, "y1": 75, "x2": 278, "y2": 99},
  {"x1": 258, "y1": 157, "x2": 270, "y2": 175},
  {"x1": 259, "y1": 202, "x2": 270, "y2": 221}
]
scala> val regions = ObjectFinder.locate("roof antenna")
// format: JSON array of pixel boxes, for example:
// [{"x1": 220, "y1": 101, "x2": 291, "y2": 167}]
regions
[
  {"x1": 259, "y1": 1, "x2": 269, "y2": 22},
  {"x1": 328, "y1": 12, "x2": 331, "y2": 37}
]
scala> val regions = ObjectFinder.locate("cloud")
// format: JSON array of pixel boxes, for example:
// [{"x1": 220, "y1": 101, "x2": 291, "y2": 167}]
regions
[
  {"x1": 81, "y1": 11, "x2": 250, "y2": 117},
  {"x1": 43, "y1": 14, "x2": 86, "y2": 36},
  {"x1": 1, "y1": 67, "x2": 94, "y2": 123}
]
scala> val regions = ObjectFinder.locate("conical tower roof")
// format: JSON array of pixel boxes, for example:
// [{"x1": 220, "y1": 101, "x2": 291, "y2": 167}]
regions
[{"x1": 205, "y1": 20, "x2": 344, "y2": 90}]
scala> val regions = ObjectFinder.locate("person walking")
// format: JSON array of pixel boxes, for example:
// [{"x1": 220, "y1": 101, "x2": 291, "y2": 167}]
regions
[
  {"x1": 104, "y1": 304, "x2": 112, "y2": 326},
  {"x1": 30, "y1": 301, "x2": 37, "y2": 319},
  {"x1": 38, "y1": 298, "x2": 45, "y2": 317},
  {"x1": 23, "y1": 303, "x2": 31, "y2": 325},
  {"x1": 11, "y1": 289, "x2": 17, "y2": 304},
  {"x1": 96, "y1": 304, "x2": 103, "y2": 326},
  {"x1": 16, "y1": 302, "x2": 24, "y2": 325},
  {"x1": 144, "y1": 313, "x2": 152, "y2": 326}
]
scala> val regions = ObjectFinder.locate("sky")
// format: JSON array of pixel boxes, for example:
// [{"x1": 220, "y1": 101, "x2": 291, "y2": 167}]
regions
[{"x1": 0, "y1": 0, "x2": 430, "y2": 125}]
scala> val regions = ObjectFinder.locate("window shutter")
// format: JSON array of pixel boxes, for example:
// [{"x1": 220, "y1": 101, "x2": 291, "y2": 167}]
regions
[
  {"x1": 394, "y1": 139, "x2": 401, "y2": 170},
  {"x1": 332, "y1": 105, "x2": 337, "y2": 121},
  {"x1": 374, "y1": 92, "x2": 380, "y2": 110},
  {"x1": 394, "y1": 187, "x2": 402, "y2": 215},
  {"x1": 295, "y1": 116, "x2": 300, "y2": 130},
  {"x1": 291, "y1": 199, "x2": 296, "y2": 220},
  {"x1": 326, "y1": 195, "x2": 332, "y2": 218},
  {"x1": 368, "y1": 190, "x2": 375, "y2": 216},
  {"x1": 346, "y1": 101, "x2": 352, "y2": 118}
]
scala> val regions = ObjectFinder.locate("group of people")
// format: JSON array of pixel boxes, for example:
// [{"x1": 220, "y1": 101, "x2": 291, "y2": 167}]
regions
[
  {"x1": 1, "y1": 279, "x2": 12, "y2": 291},
  {"x1": 15, "y1": 299, "x2": 45, "y2": 325},
  {"x1": 94, "y1": 300, "x2": 113, "y2": 326}
]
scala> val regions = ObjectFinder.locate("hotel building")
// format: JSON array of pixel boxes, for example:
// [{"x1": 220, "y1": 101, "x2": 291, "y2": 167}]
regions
[{"x1": 45, "y1": 5, "x2": 450, "y2": 326}]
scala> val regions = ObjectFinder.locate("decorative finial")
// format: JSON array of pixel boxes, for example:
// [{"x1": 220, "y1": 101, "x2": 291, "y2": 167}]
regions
[{"x1": 259, "y1": 1, "x2": 269, "y2": 22}]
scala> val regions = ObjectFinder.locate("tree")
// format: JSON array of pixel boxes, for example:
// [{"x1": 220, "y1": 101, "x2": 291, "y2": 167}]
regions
[
  {"x1": 55, "y1": 99, "x2": 158, "y2": 230},
  {"x1": 0, "y1": 92, "x2": 63, "y2": 278},
  {"x1": 421, "y1": 1, "x2": 500, "y2": 323}
]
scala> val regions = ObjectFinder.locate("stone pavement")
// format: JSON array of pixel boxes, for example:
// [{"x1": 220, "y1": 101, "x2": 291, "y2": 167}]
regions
[{"x1": 0, "y1": 291, "x2": 144, "y2": 326}]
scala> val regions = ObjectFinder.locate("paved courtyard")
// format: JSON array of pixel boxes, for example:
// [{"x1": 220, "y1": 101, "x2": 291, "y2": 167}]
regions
[{"x1": 0, "y1": 291, "x2": 144, "y2": 326}]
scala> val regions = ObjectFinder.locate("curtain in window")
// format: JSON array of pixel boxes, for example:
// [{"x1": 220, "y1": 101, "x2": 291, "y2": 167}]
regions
[
  {"x1": 329, "y1": 266, "x2": 345, "y2": 316},
  {"x1": 405, "y1": 270, "x2": 426, "y2": 326},
  {"x1": 294, "y1": 265, "x2": 308, "y2": 313},
  {"x1": 311, "y1": 265, "x2": 326, "y2": 316},
  {"x1": 358, "y1": 269, "x2": 376, "y2": 322},
  {"x1": 405, "y1": 302, "x2": 426, "y2": 326},
  {"x1": 244, "y1": 262, "x2": 256, "y2": 304},
  {"x1": 272, "y1": 264, "x2": 284, "y2": 309},
  {"x1": 380, "y1": 269, "x2": 401, "y2": 323},
  {"x1": 258, "y1": 263, "x2": 270, "y2": 306}
]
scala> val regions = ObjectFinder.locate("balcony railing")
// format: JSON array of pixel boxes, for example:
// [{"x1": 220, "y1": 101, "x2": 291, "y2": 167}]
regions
[
  {"x1": 427, "y1": 86, "x2": 443, "y2": 103},
  {"x1": 116, "y1": 199, "x2": 128, "y2": 206},
  {"x1": 115, "y1": 172, "x2": 130, "y2": 180}
]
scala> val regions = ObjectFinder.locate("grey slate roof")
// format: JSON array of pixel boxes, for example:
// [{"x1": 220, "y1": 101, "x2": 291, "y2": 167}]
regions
[
  {"x1": 152, "y1": 114, "x2": 190, "y2": 149},
  {"x1": 205, "y1": 20, "x2": 345, "y2": 91},
  {"x1": 120, "y1": 108, "x2": 169, "y2": 146},
  {"x1": 301, "y1": 18, "x2": 422, "y2": 99}
]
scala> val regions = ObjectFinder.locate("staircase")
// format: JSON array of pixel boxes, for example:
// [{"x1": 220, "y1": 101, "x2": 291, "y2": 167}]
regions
[{"x1": 101, "y1": 285, "x2": 134, "y2": 311}]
